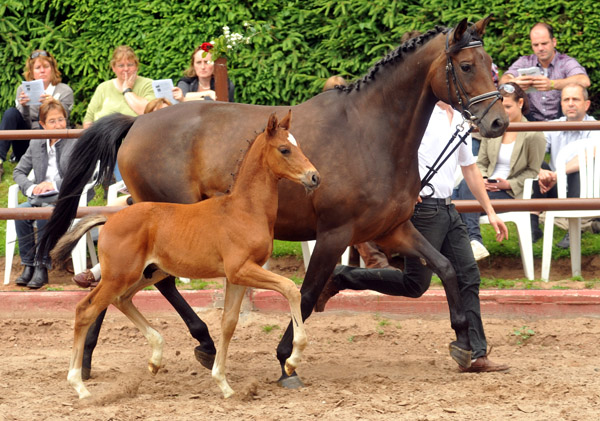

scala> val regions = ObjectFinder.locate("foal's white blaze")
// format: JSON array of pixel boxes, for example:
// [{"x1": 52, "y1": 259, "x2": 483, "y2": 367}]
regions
[{"x1": 287, "y1": 133, "x2": 298, "y2": 146}]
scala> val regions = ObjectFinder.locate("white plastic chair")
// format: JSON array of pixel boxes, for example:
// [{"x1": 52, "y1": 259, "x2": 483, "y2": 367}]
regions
[
  {"x1": 301, "y1": 241, "x2": 362, "y2": 272},
  {"x1": 541, "y1": 138, "x2": 600, "y2": 281},
  {"x1": 479, "y1": 178, "x2": 535, "y2": 280},
  {"x1": 4, "y1": 176, "x2": 98, "y2": 285}
]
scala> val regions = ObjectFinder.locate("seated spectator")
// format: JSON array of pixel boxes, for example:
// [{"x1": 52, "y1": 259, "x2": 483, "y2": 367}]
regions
[
  {"x1": 531, "y1": 83, "x2": 599, "y2": 246},
  {"x1": 13, "y1": 99, "x2": 77, "y2": 289},
  {"x1": 0, "y1": 50, "x2": 73, "y2": 173},
  {"x1": 500, "y1": 22, "x2": 590, "y2": 122},
  {"x1": 323, "y1": 75, "x2": 347, "y2": 92},
  {"x1": 172, "y1": 43, "x2": 235, "y2": 102},
  {"x1": 144, "y1": 98, "x2": 172, "y2": 114},
  {"x1": 83, "y1": 45, "x2": 155, "y2": 129},
  {"x1": 455, "y1": 83, "x2": 546, "y2": 259}
]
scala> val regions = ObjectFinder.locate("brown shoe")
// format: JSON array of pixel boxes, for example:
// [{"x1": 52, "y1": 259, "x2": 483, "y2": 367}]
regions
[
  {"x1": 72, "y1": 270, "x2": 99, "y2": 289},
  {"x1": 459, "y1": 348, "x2": 509, "y2": 373}
]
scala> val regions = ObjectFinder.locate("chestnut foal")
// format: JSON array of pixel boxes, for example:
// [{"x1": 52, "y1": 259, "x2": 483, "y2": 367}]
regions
[{"x1": 52, "y1": 111, "x2": 320, "y2": 399}]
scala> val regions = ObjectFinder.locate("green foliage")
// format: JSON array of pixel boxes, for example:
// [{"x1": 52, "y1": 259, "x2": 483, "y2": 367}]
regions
[
  {"x1": 3, "y1": 0, "x2": 600, "y2": 125},
  {"x1": 513, "y1": 325, "x2": 535, "y2": 345},
  {"x1": 261, "y1": 324, "x2": 280, "y2": 333},
  {"x1": 271, "y1": 240, "x2": 302, "y2": 258}
]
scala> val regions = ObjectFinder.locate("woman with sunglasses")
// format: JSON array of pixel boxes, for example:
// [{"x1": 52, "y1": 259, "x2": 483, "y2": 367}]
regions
[
  {"x1": 0, "y1": 50, "x2": 74, "y2": 169},
  {"x1": 172, "y1": 43, "x2": 235, "y2": 103},
  {"x1": 83, "y1": 46, "x2": 155, "y2": 130},
  {"x1": 455, "y1": 82, "x2": 546, "y2": 260}
]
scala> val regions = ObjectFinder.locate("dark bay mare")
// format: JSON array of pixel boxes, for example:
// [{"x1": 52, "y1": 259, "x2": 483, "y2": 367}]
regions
[{"x1": 38, "y1": 17, "x2": 508, "y2": 388}]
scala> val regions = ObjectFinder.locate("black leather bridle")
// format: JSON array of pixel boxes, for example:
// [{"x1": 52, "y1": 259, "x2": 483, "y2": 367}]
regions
[
  {"x1": 444, "y1": 31, "x2": 502, "y2": 125},
  {"x1": 419, "y1": 30, "x2": 502, "y2": 194}
]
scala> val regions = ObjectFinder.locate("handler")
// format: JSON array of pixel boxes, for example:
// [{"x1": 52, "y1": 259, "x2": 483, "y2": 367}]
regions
[{"x1": 317, "y1": 101, "x2": 510, "y2": 372}]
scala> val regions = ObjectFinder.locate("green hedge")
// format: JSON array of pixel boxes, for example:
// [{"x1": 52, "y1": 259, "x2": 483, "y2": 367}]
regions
[{"x1": 2, "y1": 0, "x2": 600, "y2": 124}]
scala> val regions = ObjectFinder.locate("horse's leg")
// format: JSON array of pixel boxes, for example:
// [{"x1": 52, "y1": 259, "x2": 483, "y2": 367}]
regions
[
  {"x1": 276, "y1": 232, "x2": 350, "y2": 388},
  {"x1": 68, "y1": 285, "x2": 115, "y2": 399},
  {"x1": 81, "y1": 308, "x2": 107, "y2": 380},
  {"x1": 233, "y1": 263, "x2": 307, "y2": 375},
  {"x1": 212, "y1": 282, "x2": 246, "y2": 398},
  {"x1": 154, "y1": 275, "x2": 216, "y2": 369},
  {"x1": 320, "y1": 220, "x2": 471, "y2": 367},
  {"x1": 113, "y1": 297, "x2": 164, "y2": 375}
]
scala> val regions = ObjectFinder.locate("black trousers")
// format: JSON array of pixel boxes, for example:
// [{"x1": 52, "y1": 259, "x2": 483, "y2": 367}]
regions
[{"x1": 332, "y1": 202, "x2": 488, "y2": 358}]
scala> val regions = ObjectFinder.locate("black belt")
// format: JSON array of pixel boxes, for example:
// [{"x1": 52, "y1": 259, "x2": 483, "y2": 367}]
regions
[{"x1": 418, "y1": 197, "x2": 452, "y2": 206}]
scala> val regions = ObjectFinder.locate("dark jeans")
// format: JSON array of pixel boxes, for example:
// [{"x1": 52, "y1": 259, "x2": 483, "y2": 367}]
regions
[
  {"x1": 532, "y1": 161, "x2": 580, "y2": 199},
  {"x1": 333, "y1": 201, "x2": 488, "y2": 358},
  {"x1": 455, "y1": 178, "x2": 512, "y2": 243},
  {"x1": 15, "y1": 202, "x2": 50, "y2": 267},
  {"x1": 0, "y1": 107, "x2": 31, "y2": 161}
]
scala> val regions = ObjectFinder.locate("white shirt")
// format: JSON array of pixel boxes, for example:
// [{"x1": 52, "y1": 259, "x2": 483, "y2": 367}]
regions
[
  {"x1": 490, "y1": 142, "x2": 515, "y2": 180},
  {"x1": 25, "y1": 138, "x2": 62, "y2": 197},
  {"x1": 545, "y1": 114, "x2": 598, "y2": 171},
  {"x1": 418, "y1": 105, "x2": 474, "y2": 198}
]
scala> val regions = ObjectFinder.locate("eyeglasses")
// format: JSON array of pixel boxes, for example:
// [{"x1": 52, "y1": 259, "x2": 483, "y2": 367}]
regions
[
  {"x1": 46, "y1": 117, "x2": 66, "y2": 125},
  {"x1": 499, "y1": 84, "x2": 516, "y2": 94},
  {"x1": 30, "y1": 51, "x2": 49, "y2": 59},
  {"x1": 115, "y1": 63, "x2": 136, "y2": 69}
]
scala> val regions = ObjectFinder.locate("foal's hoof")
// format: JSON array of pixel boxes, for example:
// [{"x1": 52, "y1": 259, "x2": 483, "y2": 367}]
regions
[
  {"x1": 449, "y1": 342, "x2": 472, "y2": 368},
  {"x1": 194, "y1": 346, "x2": 215, "y2": 370},
  {"x1": 148, "y1": 362, "x2": 160, "y2": 375},
  {"x1": 277, "y1": 374, "x2": 305, "y2": 390}
]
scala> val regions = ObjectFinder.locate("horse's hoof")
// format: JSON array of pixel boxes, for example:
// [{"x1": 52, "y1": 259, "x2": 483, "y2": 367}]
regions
[
  {"x1": 148, "y1": 362, "x2": 160, "y2": 375},
  {"x1": 82, "y1": 366, "x2": 91, "y2": 381},
  {"x1": 194, "y1": 346, "x2": 215, "y2": 370},
  {"x1": 277, "y1": 374, "x2": 305, "y2": 389},
  {"x1": 449, "y1": 342, "x2": 472, "y2": 368}
]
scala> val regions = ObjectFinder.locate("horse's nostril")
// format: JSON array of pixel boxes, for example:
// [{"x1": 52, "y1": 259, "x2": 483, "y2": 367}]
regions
[{"x1": 311, "y1": 173, "x2": 320, "y2": 186}]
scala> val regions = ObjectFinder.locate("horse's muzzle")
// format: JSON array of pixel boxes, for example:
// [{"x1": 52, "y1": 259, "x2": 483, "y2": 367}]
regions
[{"x1": 302, "y1": 170, "x2": 321, "y2": 192}]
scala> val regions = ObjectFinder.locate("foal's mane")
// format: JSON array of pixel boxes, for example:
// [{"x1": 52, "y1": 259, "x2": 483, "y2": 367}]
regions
[
  {"x1": 340, "y1": 22, "x2": 483, "y2": 93},
  {"x1": 227, "y1": 127, "x2": 269, "y2": 193}
]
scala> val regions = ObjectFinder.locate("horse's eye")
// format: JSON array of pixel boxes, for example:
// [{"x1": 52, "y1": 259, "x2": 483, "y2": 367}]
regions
[
  {"x1": 279, "y1": 146, "x2": 291, "y2": 156},
  {"x1": 460, "y1": 63, "x2": 472, "y2": 73}
]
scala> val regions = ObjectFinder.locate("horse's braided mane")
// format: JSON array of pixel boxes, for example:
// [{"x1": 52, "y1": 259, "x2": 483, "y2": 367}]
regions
[{"x1": 339, "y1": 22, "x2": 482, "y2": 93}]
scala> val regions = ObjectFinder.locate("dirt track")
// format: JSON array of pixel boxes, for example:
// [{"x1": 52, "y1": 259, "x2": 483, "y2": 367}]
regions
[{"x1": 2, "y1": 306, "x2": 600, "y2": 420}]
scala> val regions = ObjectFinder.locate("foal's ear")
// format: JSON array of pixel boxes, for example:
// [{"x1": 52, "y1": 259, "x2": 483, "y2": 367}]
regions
[
  {"x1": 453, "y1": 18, "x2": 469, "y2": 43},
  {"x1": 279, "y1": 109, "x2": 292, "y2": 131},
  {"x1": 474, "y1": 14, "x2": 493, "y2": 36},
  {"x1": 266, "y1": 112, "x2": 278, "y2": 137}
]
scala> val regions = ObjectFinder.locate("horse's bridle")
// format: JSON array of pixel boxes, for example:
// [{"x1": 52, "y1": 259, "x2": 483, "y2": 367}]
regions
[
  {"x1": 420, "y1": 31, "x2": 503, "y2": 194},
  {"x1": 444, "y1": 31, "x2": 502, "y2": 125}
]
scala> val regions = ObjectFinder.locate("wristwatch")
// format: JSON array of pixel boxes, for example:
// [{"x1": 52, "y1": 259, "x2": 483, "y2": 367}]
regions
[{"x1": 122, "y1": 88, "x2": 133, "y2": 95}]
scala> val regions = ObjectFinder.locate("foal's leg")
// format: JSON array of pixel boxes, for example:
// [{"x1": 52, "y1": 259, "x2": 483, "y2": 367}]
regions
[
  {"x1": 212, "y1": 282, "x2": 247, "y2": 398},
  {"x1": 234, "y1": 263, "x2": 308, "y2": 378},
  {"x1": 68, "y1": 285, "x2": 116, "y2": 399},
  {"x1": 113, "y1": 297, "x2": 165, "y2": 375}
]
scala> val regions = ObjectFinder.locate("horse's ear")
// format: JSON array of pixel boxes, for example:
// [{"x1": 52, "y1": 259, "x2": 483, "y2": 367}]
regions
[
  {"x1": 266, "y1": 112, "x2": 278, "y2": 137},
  {"x1": 474, "y1": 15, "x2": 493, "y2": 37},
  {"x1": 279, "y1": 109, "x2": 292, "y2": 131},
  {"x1": 453, "y1": 18, "x2": 469, "y2": 43}
]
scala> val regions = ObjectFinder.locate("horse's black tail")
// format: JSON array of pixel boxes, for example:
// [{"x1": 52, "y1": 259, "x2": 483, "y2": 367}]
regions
[{"x1": 36, "y1": 113, "x2": 136, "y2": 265}]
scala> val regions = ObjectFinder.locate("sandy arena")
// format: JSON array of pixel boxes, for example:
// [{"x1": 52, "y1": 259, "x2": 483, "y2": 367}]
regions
[{"x1": 2, "y1": 301, "x2": 600, "y2": 420}]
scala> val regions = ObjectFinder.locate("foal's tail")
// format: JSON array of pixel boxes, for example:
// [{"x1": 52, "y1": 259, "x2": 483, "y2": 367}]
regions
[
  {"x1": 36, "y1": 114, "x2": 136, "y2": 265},
  {"x1": 50, "y1": 215, "x2": 108, "y2": 269}
]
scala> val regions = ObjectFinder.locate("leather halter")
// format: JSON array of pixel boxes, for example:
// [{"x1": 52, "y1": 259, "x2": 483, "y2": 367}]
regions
[{"x1": 444, "y1": 30, "x2": 502, "y2": 125}]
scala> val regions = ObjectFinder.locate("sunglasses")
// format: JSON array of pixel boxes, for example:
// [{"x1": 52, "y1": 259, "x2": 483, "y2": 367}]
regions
[
  {"x1": 499, "y1": 83, "x2": 516, "y2": 94},
  {"x1": 30, "y1": 51, "x2": 49, "y2": 59}
]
